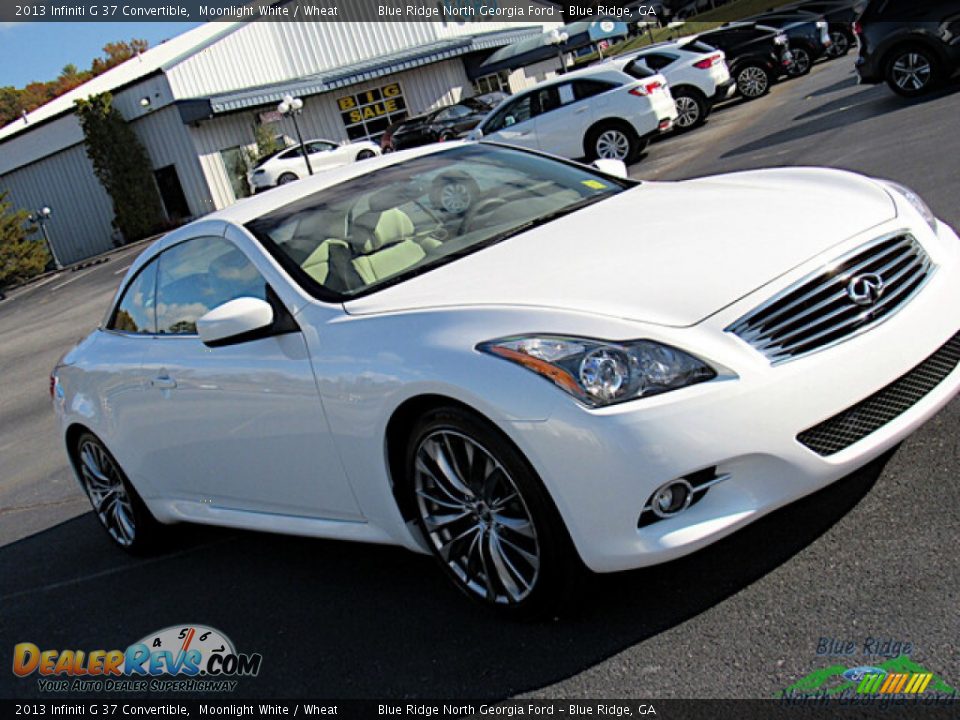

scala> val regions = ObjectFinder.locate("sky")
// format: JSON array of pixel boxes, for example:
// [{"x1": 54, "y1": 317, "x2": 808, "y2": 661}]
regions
[{"x1": 0, "y1": 22, "x2": 202, "y2": 88}]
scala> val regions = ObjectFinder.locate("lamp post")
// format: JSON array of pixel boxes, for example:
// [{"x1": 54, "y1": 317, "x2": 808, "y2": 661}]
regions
[
  {"x1": 547, "y1": 29, "x2": 569, "y2": 74},
  {"x1": 277, "y1": 93, "x2": 313, "y2": 176},
  {"x1": 29, "y1": 206, "x2": 62, "y2": 271}
]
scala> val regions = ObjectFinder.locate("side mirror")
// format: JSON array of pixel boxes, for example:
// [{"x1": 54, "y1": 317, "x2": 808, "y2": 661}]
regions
[
  {"x1": 468, "y1": 127, "x2": 483, "y2": 141},
  {"x1": 197, "y1": 297, "x2": 274, "y2": 347},
  {"x1": 592, "y1": 158, "x2": 629, "y2": 179}
]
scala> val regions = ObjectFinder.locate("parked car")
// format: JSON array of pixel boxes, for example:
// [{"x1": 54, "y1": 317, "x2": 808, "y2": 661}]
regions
[
  {"x1": 611, "y1": 39, "x2": 734, "y2": 130},
  {"x1": 381, "y1": 97, "x2": 500, "y2": 152},
  {"x1": 247, "y1": 139, "x2": 380, "y2": 191},
  {"x1": 745, "y1": 12, "x2": 834, "y2": 76},
  {"x1": 470, "y1": 64, "x2": 678, "y2": 163},
  {"x1": 692, "y1": 23, "x2": 795, "y2": 99},
  {"x1": 53, "y1": 141, "x2": 960, "y2": 615},
  {"x1": 779, "y1": 1, "x2": 859, "y2": 58},
  {"x1": 854, "y1": 0, "x2": 960, "y2": 97}
]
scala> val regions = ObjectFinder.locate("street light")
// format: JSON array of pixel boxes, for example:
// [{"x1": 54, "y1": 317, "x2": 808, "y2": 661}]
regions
[
  {"x1": 277, "y1": 93, "x2": 313, "y2": 176},
  {"x1": 29, "y1": 205, "x2": 62, "y2": 271},
  {"x1": 547, "y1": 29, "x2": 569, "y2": 74}
]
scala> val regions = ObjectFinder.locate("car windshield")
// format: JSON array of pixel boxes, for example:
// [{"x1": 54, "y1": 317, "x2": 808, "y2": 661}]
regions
[{"x1": 245, "y1": 143, "x2": 632, "y2": 300}]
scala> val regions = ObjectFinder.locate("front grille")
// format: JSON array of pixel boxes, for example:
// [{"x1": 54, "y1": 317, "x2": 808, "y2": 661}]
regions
[
  {"x1": 797, "y1": 331, "x2": 960, "y2": 456},
  {"x1": 728, "y1": 233, "x2": 934, "y2": 364}
]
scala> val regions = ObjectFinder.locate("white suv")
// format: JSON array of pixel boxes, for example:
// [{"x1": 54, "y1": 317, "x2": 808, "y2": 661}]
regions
[
  {"x1": 610, "y1": 40, "x2": 734, "y2": 131},
  {"x1": 471, "y1": 65, "x2": 678, "y2": 164}
]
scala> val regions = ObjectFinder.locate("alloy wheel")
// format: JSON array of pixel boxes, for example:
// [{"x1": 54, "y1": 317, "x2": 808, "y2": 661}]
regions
[
  {"x1": 413, "y1": 430, "x2": 540, "y2": 605},
  {"x1": 892, "y1": 52, "x2": 932, "y2": 92},
  {"x1": 738, "y1": 66, "x2": 769, "y2": 98},
  {"x1": 790, "y1": 49, "x2": 811, "y2": 76},
  {"x1": 595, "y1": 129, "x2": 631, "y2": 161},
  {"x1": 78, "y1": 438, "x2": 136, "y2": 547},
  {"x1": 827, "y1": 32, "x2": 849, "y2": 58},
  {"x1": 674, "y1": 95, "x2": 701, "y2": 128}
]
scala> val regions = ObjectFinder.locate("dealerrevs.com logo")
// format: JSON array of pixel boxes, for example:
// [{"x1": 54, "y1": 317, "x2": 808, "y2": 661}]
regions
[{"x1": 12, "y1": 624, "x2": 262, "y2": 693}]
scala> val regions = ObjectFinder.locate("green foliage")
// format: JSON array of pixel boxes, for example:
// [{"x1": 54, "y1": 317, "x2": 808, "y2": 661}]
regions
[
  {"x1": 75, "y1": 92, "x2": 165, "y2": 242},
  {"x1": 0, "y1": 39, "x2": 148, "y2": 128},
  {"x1": 254, "y1": 122, "x2": 283, "y2": 161},
  {"x1": 0, "y1": 192, "x2": 49, "y2": 287}
]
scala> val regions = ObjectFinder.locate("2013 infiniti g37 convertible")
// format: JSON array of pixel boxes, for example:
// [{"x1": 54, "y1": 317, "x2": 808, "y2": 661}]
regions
[{"x1": 53, "y1": 142, "x2": 960, "y2": 615}]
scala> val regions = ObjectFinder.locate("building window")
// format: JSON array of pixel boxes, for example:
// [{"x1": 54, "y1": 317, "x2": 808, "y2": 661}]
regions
[
  {"x1": 473, "y1": 72, "x2": 510, "y2": 95},
  {"x1": 219, "y1": 146, "x2": 254, "y2": 201},
  {"x1": 337, "y1": 82, "x2": 408, "y2": 142}
]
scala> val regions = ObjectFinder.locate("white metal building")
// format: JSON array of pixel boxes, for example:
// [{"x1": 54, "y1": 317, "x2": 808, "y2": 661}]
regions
[{"x1": 0, "y1": 19, "x2": 561, "y2": 264}]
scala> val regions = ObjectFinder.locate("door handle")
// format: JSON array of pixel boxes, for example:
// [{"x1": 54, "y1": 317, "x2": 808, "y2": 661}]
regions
[
  {"x1": 574, "y1": 107, "x2": 588, "y2": 114},
  {"x1": 151, "y1": 375, "x2": 177, "y2": 390}
]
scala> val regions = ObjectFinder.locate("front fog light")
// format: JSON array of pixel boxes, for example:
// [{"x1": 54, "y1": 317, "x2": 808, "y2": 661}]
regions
[{"x1": 651, "y1": 479, "x2": 693, "y2": 518}]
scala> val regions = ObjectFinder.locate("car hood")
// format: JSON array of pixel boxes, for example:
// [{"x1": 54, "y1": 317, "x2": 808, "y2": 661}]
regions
[{"x1": 344, "y1": 168, "x2": 898, "y2": 327}]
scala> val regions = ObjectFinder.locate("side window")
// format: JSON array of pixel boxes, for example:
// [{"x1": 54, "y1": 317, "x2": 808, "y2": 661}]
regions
[
  {"x1": 109, "y1": 260, "x2": 158, "y2": 334},
  {"x1": 535, "y1": 86, "x2": 563, "y2": 115},
  {"x1": 643, "y1": 53, "x2": 676, "y2": 71},
  {"x1": 448, "y1": 105, "x2": 473, "y2": 118},
  {"x1": 306, "y1": 141, "x2": 336, "y2": 154},
  {"x1": 433, "y1": 107, "x2": 454, "y2": 122},
  {"x1": 279, "y1": 148, "x2": 300, "y2": 160},
  {"x1": 572, "y1": 79, "x2": 617, "y2": 100},
  {"x1": 155, "y1": 237, "x2": 267, "y2": 335},
  {"x1": 486, "y1": 94, "x2": 534, "y2": 132}
]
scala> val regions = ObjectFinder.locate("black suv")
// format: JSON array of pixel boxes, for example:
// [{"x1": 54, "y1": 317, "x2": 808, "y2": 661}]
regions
[
  {"x1": 381, "y1": 97, "x2": 498, "y2": 152},
  {"x1": 855, "y1": 0, "x2": 960, "y2": 97},
  {"x1": 746, "y1": 12, "x2": 834, "y2": 76},
  {"x1": 780, "y1": 1, "x2": 860, "y2": 58},
  {"x1": 695, "y1": 23, "x2": 795, "y2": 100}
]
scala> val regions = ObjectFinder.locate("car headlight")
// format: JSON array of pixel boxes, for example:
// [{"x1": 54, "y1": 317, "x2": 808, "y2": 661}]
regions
[
  {"x1": 774, "y1": 33, "x2": 789, "y2": 46},
  {"x1": 477, "y1": 336, "x2": 717, "y2": 408},
  {"x1": 885, "y1": 181, "x2": 938, "y2": 233}
]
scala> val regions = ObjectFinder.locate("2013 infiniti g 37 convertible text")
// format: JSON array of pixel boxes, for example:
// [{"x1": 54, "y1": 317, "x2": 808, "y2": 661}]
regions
[{"x1": 52, "y1": 142, "x2": 960, "y2": 615}]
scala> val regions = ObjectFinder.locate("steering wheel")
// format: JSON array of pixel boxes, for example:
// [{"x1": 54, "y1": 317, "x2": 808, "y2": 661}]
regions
[{"x1": 458, "y1": 197, "x2": 509, "y2": 235}]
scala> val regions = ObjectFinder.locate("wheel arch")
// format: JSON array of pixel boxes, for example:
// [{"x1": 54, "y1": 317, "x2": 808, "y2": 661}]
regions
[
  {"x1": 384, "y1": 393, "x2": 494, "y2": 524},
  {"x1": 878, "y1": 37, "x2": 949, "y2": 76}
]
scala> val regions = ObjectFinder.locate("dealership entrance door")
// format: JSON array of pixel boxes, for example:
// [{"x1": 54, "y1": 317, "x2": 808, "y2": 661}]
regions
[{"x1": 154, "y1": 165, "x2": 191, "y2": 221}]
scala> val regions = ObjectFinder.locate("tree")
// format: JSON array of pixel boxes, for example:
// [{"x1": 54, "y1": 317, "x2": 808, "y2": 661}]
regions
[
  {"x1": 91, "y1": 39, "x2": 149, "y2": 75},
  {"x1": 0, "y1": 38, "x2": 149, "y2": 128},
  {"x1": 0, "y1": 192, "x2": 49, "y2": 288},
  {"x1": 75, "y1": 92, "x2": 165, "y2": 242}
]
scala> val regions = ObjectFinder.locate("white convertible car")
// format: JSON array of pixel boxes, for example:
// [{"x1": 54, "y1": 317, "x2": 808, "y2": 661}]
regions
[
  {"x1": 247, "y1": 138, "x2": 380, "y2": 192},
  {"x1": 53, "y1": 142, "x2": 960, "y2": 615}
]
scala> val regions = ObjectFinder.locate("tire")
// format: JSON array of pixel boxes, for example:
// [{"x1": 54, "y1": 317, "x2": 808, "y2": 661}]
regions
[
  {"x1": 885, "y1": 45, "x2": 942, "y2": 98},
  {"x1": 827, "y1": 31, "x2": 851, "y2": 59},
  {"x1": 787, "y1": 47, "x2": 813, "y2": 77},
  {"x1": 736, "y1": 64, "x2": 772, "y2": 99},
  {"x1": 672, "y1": 87, "x2": 708, "y2": 131},
  {"x1": 72, "y1": 432, "x2": 164, "y2": 554},
  {"x1": 585, "y1": 121, "x2": 642, "y2": 164},
  {"x1": 356, "y1": 149, "x2": 376, "y2": 160},
  {"x1": 404, "y1": 406, "x2": 581, "y2": 617},
  {"x1": 277, "y1": 172, "x2": 299, "y2": 185}
]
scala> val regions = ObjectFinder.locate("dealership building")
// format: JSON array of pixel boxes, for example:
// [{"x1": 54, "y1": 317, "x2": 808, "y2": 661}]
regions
[{"x1": 0, "y1": 18, "x2": 562, "y2": 264}]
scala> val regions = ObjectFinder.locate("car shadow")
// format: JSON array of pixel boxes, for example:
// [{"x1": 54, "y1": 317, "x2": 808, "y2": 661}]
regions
[
  {"x1": 0, "y1": 452, "x2": 892, "y2": 699},
  {"x1": 719, "y1": 80, "x2": 960, "y2": 160}
]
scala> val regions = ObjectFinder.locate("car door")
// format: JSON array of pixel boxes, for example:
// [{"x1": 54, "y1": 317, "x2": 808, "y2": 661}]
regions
[
  {"x1": 533, "y1": 81, "x2": 614, "y2": 159},
  {"x1": 138, "y1": 233, "x2": 361, "y2": 520},
  {"x1": 481, "y1": 92, "x2": 539, "y2": 150},
  {"x1": 304, "y1": 140, "x2": 343, "y2": 172}
]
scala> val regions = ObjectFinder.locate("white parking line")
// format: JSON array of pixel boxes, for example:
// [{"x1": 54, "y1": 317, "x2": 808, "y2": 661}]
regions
[{"x1": 50, "y1": 267, "x2": 96, "y2": 292}]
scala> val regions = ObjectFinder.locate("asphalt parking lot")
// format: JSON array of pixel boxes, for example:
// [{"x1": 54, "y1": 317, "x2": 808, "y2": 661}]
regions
[{"x1": 2, "y1": 55, "x2": 959, "y2": 700}]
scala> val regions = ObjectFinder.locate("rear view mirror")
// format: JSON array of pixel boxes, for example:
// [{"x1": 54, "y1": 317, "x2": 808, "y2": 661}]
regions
[
  {"x1": 197, "y1": 297, "x2": 274, "y2": 347},
  {"x1": 592, "y1": 158, "x2": 629, "y2": 179}
]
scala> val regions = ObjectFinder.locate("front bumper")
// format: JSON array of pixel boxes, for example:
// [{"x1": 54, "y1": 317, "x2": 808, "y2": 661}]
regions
[{"x1": 506, "y1": 221, "x2": 960, "y2": 573}]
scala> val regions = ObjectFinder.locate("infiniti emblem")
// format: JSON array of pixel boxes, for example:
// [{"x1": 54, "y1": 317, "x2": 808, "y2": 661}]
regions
[{"x1": 846, "y1": 273, "x2": 885, "y2": 306}]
